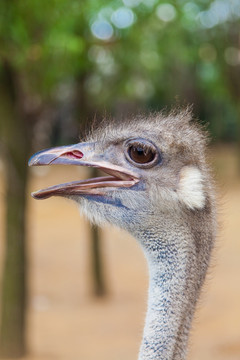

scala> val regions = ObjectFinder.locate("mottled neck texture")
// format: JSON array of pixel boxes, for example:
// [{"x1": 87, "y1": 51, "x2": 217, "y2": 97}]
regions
[{"x1": 136, "y1": 216, "x2": 207, "y2": 360}]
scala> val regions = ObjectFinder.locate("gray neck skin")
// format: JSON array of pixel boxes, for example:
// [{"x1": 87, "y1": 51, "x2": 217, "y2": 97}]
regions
[{"x1": 134, "y1": 215, "x2": 206, "y2": 360}]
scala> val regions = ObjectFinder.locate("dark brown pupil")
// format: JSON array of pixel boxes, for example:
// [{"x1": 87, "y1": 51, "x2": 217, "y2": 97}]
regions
[{"x1": 129, "y1": 145, "x2": 155, "y2": 164}]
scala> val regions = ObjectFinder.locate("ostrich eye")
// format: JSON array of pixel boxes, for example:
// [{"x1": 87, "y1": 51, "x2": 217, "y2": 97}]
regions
[
  {"x1": 125, "y1": 138, "x2": 160, "y2": 168},
  {"x1": 128, "y1": 145, "x2": 155, "y2": 164}
]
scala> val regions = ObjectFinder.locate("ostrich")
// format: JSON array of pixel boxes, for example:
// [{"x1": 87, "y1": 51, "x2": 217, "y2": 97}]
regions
[{"x1": 29, "y1": 110, "x2": 216, "y2": 360}]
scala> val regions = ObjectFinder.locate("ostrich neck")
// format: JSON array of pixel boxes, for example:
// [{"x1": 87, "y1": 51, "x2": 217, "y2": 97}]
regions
[{"x1": 135, "y1": 216, "x2": 205, "y2": 360}]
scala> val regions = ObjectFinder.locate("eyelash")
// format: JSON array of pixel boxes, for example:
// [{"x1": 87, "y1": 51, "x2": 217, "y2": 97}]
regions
[{"x1": 130, "y1": 142, "x2": 154, "y2": 153}]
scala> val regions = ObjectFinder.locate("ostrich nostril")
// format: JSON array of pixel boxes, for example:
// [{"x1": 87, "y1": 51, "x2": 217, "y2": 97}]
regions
[{"x1": 63, "y1": 150, "x2": 83, "y2": 159}]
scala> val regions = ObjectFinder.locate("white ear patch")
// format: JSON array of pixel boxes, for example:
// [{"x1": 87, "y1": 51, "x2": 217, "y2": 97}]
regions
[{"x1": 177, "y1": 166, "x2": 205, "y2": 210}]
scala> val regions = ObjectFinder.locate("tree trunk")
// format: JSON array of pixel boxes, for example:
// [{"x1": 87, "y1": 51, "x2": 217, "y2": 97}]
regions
[
  {"x1": 90, "y1": 224, "x2": 106, "y2": 296},
  {"x1": 235, "y1": 104, "x2": 240, "y2": 173},
  {"x1": 75, "y1": 73, "x2": 107, "y2": 297},
  {"x1": 0, "y1": 62, "x2": 32, "y2": 357},
  {"x1": 0, "y1": 160, "x2": 28, "y2": 358}
]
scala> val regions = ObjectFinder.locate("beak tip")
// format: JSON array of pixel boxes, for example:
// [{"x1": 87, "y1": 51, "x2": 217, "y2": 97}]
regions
[
  {"x1": 31, "y1": 191, "x2": 37, "y2": 199},
  {"x1": 31, "y1": 190, "x2": 43, "y2": 200},
  {"x1": 28, "y1": 159, "x2": 35, "y2": 167},
  {"x1": 28, "y1": 152, "x2": 44, "y2": 167}
]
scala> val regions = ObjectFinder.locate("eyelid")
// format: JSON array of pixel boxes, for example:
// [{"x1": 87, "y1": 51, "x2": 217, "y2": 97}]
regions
[
  {"x1": 124, "y1": 138, "x2": 161, "y2": 168},
  {"x1": 125, "y1": 138, "x2": 157, "y2": 149}
]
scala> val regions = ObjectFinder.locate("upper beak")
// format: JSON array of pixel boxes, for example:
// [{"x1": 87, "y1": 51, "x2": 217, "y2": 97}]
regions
[
  {"x1": 28, "y1": 142, "x2": 139, "y2": 199},
  {"x1": 29, "y1": 142, "x2": 95, "y2": 167}
]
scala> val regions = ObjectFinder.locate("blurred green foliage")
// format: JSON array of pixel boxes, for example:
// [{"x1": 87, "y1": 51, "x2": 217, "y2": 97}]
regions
[{"x1": 1, "y1": 0, "x2": 240, "y2": 142}]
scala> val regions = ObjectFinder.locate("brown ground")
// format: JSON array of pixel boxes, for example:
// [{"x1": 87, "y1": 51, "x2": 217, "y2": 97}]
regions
[{"x1": 0, "y1": 145, "x2": 240, "y2": 360}]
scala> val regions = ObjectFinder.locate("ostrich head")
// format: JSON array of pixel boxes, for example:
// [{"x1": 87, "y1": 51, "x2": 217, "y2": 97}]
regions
[
  {"x1": 29, "y1": 110, "x2": 211, "y2": 235},
  {"x1": 29, "y1": 110, "x2": 216, "y2": 360}
]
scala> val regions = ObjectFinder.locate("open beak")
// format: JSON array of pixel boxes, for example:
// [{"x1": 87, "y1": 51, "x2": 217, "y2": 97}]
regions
[{"x1": 28, "y1": 142, "x2": 139, "y2": 199}]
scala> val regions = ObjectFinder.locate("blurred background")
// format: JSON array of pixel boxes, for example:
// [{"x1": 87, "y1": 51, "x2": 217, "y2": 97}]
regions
[{"x1": 0, "y1": 0, "x2": 240, "y2": 359}]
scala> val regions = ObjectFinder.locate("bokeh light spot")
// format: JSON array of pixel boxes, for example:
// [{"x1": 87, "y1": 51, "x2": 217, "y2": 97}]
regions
[
  {"x1": 198, "y1": 11, "x2": 218, "y2": 28},
  {"x1": 140, "y1": 51, "x2": 161, "y2": 70},
  {"x1": 197, "y1": 63, "x2": 218, "y2": 82},
  {"x1": 183, "y1": 2, "x2": 200, "y2": 18},
  {"x1": 126, "y1": 77, "x2": 154, "y2": 99},
  {"x1": 85, "y1": 74, "x2": 102, "y2": 95},
  {"x1": 91, "y1": 20, "x2": 113, "y2": 40},
  {"x1": 111, "y1": 7, "x2": 135, "y2": 28},
  {"x1": 197, "y1": 0, "x2": 240, "y2": 29},
  {"x1": 211, "y1": 1, "x2": 229, "y2": 23},
  {"x1": 88, "y1": 46, "x2": 117, "y2": 75},
  {"x1": 156, "y1": 3, "x2": 176, "y2": 22}
]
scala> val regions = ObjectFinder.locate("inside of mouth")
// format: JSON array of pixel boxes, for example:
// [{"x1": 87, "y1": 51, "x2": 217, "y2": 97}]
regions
[
  {"x1": 31, "y1": 162, "x2": 138, "y2": 200},
  {"x1": 31, "y1": 168, "x2": 126, "y2": 198}
]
